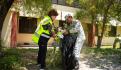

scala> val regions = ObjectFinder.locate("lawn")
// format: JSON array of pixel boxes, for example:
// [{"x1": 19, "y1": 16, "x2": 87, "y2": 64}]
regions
[
  {"x1": 0, "y1": 47, "x2": 121, "y2": 70},
  {"x1": 0, "y1": 48, "x2": 62, "y2": 70}
]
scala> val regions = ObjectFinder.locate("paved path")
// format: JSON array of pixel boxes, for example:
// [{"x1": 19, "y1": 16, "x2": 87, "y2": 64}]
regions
[
  {"x1": 79, "y1": 61, "x2": 103, "y2": 70},
  {"x1": 79, "y1": 54, "x2": 121, "y2": 70}
]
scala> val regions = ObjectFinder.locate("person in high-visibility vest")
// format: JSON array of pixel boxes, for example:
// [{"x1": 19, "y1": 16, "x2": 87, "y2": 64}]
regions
[{"x1": 32, "y1": 9, "x2": 58, "y2": 70}]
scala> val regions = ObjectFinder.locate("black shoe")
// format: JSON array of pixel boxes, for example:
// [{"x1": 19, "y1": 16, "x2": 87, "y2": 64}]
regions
[{"x1": 36, "y1": 64, "x2": 41, "y2": 67}]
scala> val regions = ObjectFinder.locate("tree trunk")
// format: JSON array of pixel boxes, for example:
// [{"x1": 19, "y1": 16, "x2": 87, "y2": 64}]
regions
[
  {"x1": 96, "y1": 24, "x2": 101, "y2": 48},
  {"x1": 97, "y1": 1, "x2": 114, "y2": 48},
  {"x1": 88, "y1": 24, "x2": 95, "y2": 47},
  {"x1": 97, "y1": 11, "x2": 109, "y2": 48},
  {"x1": 0, "y1": 0, "x2": 14, "y2": 52},
  {"x1": 0, "y1": 0, "x2": 14, "y2": 32},
  {"x1": 88, "y1": 15, "x2": 96, "y2": 47}
]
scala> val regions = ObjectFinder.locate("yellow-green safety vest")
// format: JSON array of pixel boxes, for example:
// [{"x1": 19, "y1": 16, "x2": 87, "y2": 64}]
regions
[{"x1": 32, "y1": 16, "x2": 52, "y2": 44}]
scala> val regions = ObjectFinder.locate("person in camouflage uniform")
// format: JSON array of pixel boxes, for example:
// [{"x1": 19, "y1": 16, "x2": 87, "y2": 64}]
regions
[{"x1": 61, "y1": 14, "x2": 86, "y2": 70}]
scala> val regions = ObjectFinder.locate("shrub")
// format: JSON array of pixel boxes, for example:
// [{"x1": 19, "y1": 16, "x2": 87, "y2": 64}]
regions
[
  {"x1": 0, "y1": 49, "x2": 21, "y2": 70},
  {"x1": 0, "y1": 56, "x2": 20, "y2": 70}
]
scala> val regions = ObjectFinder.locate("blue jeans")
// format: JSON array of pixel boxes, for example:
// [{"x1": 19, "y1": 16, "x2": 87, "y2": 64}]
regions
[{"x1": 37, "y1": 36, "x2": 49, "y2": 68}]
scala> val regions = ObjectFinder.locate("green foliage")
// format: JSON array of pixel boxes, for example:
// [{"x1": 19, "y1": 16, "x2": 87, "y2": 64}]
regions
[
  {"x1": 0, "y1": 56, "x2": 21, "y2": 70},
  {"x1": 46, "y1": 48, "x2": 62, "y2": 69},
  {"x1": 0, "y1": 48, "x2": 62, "y2": 70},
  {"x1": 74, "y1": 10, "x2": 91, "y2": 21},
  {"x1": 83, "y1": 47, "x2": 121, "y2": 55},
  {"x1": 109, "y1": 0, "x2": 121, "y2": 21},
  {"x1": 0, "y1": 49, "x2": 21, "y2": 70},
  {"x1": 0, "y1": 48, "x2": 121, "y2": 70},
  {"x1": 74, "y1": 0, "x2": 121, "y2": 48},
  {"x1": 66, "y1": 0, "x2": 74, "y2": 5},
  {"x1": 75, "y1": 0, "x2": 121, "y2": 22},
  {"x1": 22, "y1": 0, "x2": 52, "y2": 17}
]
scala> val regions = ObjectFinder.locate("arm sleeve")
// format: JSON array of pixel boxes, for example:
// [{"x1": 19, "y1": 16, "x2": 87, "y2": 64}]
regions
[
  {"x1": 76, "y1": 20, "x2": 86, "y2": 41},
  {"x1": 48, "y1": 23, "x2": 53, "y2": 36},
  {"x1": 74, "y1": 21, "x2": 86, "y2": 57}
]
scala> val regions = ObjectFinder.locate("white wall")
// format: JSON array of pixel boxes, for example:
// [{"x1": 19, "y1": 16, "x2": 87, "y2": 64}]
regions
[
  {"x1": 95, "y1": 37, "x2": 115, "y2": 45},
  {"x1": 52, "y1": 4, "x2": 80, "y2": 20}
]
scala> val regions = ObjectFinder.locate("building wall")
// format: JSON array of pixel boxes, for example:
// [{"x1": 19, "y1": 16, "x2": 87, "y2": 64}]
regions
[
  {"x1": 17, "y1": 33, "x2": 33, "y2": 44},
  {"x1": 94, "y1": 26, "x2": 121, "y2": 46},
  {"x1": 117, "y1": 26, "x2": 121, "y2": 35},
  {"x1": 95, "y1": 37, "x2": 115, "y2": 45},
  {"x1": 17, "y1": 4, "x2": 80, "y2": 45}
]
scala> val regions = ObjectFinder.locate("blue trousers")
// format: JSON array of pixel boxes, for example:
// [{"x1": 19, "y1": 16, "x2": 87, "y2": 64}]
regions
[{"x1": 37, "y1": 36, "x2": 49, "y2": 68}]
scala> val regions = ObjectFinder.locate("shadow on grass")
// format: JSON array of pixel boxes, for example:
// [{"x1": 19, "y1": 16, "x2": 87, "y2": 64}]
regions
[
  {"x1": 81, "y1": 47, "x2": 121, "y2": 70},
  {"x1": 0, "y1": 48, "x2": 63, "y2": 70},
  {"x1": 19, "y1": 48, "x2": 63, "y2": 70}
]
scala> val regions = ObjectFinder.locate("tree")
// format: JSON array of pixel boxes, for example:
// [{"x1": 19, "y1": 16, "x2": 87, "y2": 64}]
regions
[
  {"x1": 109, "y1": 0, "x2": 121, "y2": 21},
  {"x1": 0, "y1": 0, "x2": 14, "y2": 52},
  {"x1": 96, "y1": 0, "x2": 121, "y2": 48},
  {"x1": 22, "y1": 0, "x2": 52, "y2": 18},
  {"x1": 0, "y1": 0, "x2": 14, "y2": 32},
  {"x1": 67, "y1": 0, "x2": 121, "y2": 48},
  {"x1": 75, "y1": 0, "x2": 99, "y2": 47},
  {"x1": 66, "y1": 0, "x2": 74, "y2": 5}
]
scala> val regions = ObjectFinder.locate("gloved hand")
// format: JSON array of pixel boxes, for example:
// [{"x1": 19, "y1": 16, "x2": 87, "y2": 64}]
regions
[
  {"x1": 63, "y1": 29, "x2": 69, "y2": 35},
  {"x1": 57, "y1": 32, "x2": 64, "y2": 38},
  {"x1": 51, "y1": 32, "x2": 56, "y2": 38},
  {"x1": 69, "y1": 28, "x2": 78, "y2": 33}
]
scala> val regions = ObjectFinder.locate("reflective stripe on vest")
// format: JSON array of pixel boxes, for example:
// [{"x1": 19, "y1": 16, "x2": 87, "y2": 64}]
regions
[
  {"x1": 41, "y1": 34, "x2": 50, "y2": 38},
  {"x1": 35, "y1": 32, "x2": 50, "y2": 38}
]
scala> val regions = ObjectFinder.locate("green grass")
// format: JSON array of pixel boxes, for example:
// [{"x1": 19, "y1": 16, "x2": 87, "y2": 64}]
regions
[
  {"x1": 0, "y1": 48, "x2": 62, "y2": 70},
  {"x1": 0, "y1": 47, "x2": 121, "y2": 70},
  {"x1": 0, "y1": 48, "x2": 21, "y2": 70},
  {"x1": 82, "y1": 47, "x2": 121, "y2": 55}
]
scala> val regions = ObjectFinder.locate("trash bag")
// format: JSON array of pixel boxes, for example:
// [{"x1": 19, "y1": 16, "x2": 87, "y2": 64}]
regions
[{"x1": 61, "y1": 34, "x2": 79, "y2": 70}]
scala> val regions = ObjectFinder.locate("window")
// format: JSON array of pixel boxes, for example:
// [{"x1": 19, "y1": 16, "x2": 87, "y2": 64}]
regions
[
  {"x1": 58, "y1": 0, "x2": 66, "y2": 5},
  {"x1": 95, "y1": 24, "x2": 116, "y2": 37},
  {"x1": 108, "y1": 26, "x2": 116, "y2": 37},
  {"x1": 52, "y1": 0, "x2": 58, "y2": 4},
  {"x1": 51, "y1": 0, "x2": 80, "y2": 8},
  {"x1": 19, "y1": 17, "x2": 37, "y2": 33}
]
